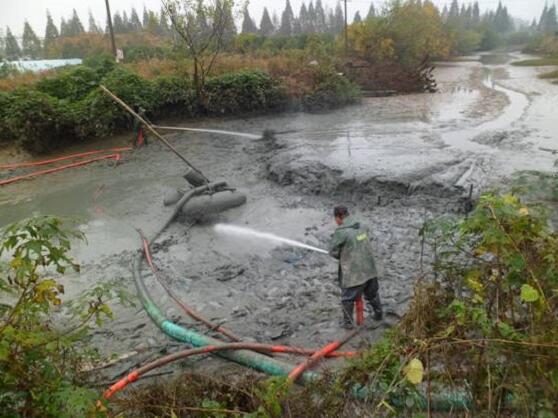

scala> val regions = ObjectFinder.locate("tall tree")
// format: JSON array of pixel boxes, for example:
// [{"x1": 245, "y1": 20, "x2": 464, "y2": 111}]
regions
[
  {"x1": 259, "y1": 7, "x2": 275, "y2": 36},
  {"x1": 160, "y1": 6, "x2": 170, "y2": 35},
  {"x1": 163, "y1": 0, "x2": 238, "y2": 102},
  {"x1": 130, "y1": 8, "x2": 143, "y2": 31},
  {"x1": 272, "y1": 12, "x2": 280, "y2": 30},
  {"x1": 241, "y1": 6, "x2": 258, "y2": 33},
  {"x1": 113, "y1": 12, "x2": 125, "y2": 34},
  {"x1": 366, "y1": 2, "x2": 376, "y2": 20},
  {"x1": 44, "y1": 11, "x2": 59, "y2": 52},
  {"x1": 279, "y1": 0, "x2": 295, "y2": 36},
  {"x1": 299, "y1": 3, "x2": 311, "y2": 33},
  {"x1": 353, "y1": 11, "x2": 362, "y2": 24},
  {"x1": 307, "y1": 1, "x2": 317, "y2": 32},
  {"x1": 314, "y1": 0, "x2": 326, "y2": 32},
  {"x1": 332, "y1": 2, "x2": 344, "y2": 34},
  {"x1": 68, "y1": 9, "x2": 85, "y2": 36},
  {"x1": 88, "y1": 11, "x2": 100, "y2": 33},
  {"x1": 60, "y1": 18, "x2": 69, "y2": 37},
  {"x1": 4, "y1": 27, "x2": 21, "y2": 60},
  {"x1": 121, "y1": 11, "x2": 130, "y2": 32},
  {"x1": 472, "y1": 2, "x2": 480, "y2": 25},
  {"x1": 0, "y1": 28, "x2": 5, "y2": 58},
  {"x1": 543, "y1": 5, "x2": 557, "y2": 33},
  {"x1": 22, "y1": 21, "x2": 42, "y2": 58},
  {"x1": 143, "y1": 7, "x2": 150, "y2": 27},
  {"x1": 448, "y1": 0, "x2": 460, "y2": 19}
]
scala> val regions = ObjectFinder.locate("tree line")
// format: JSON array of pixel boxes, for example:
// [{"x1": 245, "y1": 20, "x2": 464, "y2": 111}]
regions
[{"x1": 0, "y1": 1, "x2": 556, "y2": 61}]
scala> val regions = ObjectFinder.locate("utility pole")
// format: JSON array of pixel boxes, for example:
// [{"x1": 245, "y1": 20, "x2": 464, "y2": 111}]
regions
[
  {"x1": 344, "y1": 0, "x2": 348, "y2": 54},
  {"x1": 104, "y1": 0, "x2": 117, "y2": 60}
]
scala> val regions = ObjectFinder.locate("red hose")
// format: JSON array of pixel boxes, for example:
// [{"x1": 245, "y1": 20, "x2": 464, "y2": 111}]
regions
[
  {"x1": 355, "y1": 296, "x2": 364, "y2": 326},
  {"x1": 103, "y1": 343, "x2": 357, "y2": 400},
  {"x1": 0, "y1": 153, "x2": 122, "y2": 186},
  {"x1": 0, "y1": 147, "x2": 132, "y2": 170},
  {"x1": 141, "y1": 235, "x2": 242, "y2": 342},
  {"x1": 287, "y1": 328, "x2": 360, "y2": 383}
]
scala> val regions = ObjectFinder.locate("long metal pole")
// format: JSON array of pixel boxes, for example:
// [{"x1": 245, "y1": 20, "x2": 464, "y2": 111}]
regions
[
  {"x1": 99, "y1": 85, "x2": 209, "y2": 182},
  {"x1": 104, "y1": 0, "x2": 117, "y2": 59}
]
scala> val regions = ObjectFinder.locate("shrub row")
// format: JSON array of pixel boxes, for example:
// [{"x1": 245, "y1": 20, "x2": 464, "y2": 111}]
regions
[{"x1": 0, "y1": 60, "x2": 359, "y2": 154}]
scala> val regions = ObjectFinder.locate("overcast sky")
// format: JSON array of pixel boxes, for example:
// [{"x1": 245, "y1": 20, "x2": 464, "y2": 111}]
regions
[{"x1": 0, "y1": 0, "x2": 550, "y2": 37}]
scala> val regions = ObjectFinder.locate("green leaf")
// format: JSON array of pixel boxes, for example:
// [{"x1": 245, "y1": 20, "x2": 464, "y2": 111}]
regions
[{"x1": 520, "y1": 284, "x2": 539, "y2": 303}]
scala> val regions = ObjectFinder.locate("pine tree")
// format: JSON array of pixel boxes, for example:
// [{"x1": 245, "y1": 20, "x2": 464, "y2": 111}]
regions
[
  {"x1": 307, "y1": 1, "x2": 316, "y2": 32},
  {"x1": 472, "y1": 2, "x2": 480, "y2": 25},
  {"x1": 143, "y1": 7, "x2": 149, "y2": 27},
  {"x1": 68, "y1": 9, "x2": 85, "y2": 36},
  {"x1": 332, "y1": 2, "x2": 344, "y2": 34},
  {"x1": 272, "y1": 12, "x2": 280, "y2": 31},
  {"x1": 159, "y1": 7, "x2": 170, "y2": 35},
  {"x1": 314, "y1": 0, "x2": 326, "y2": 32},
  {"x1": 113, "y1": 12, "x2": 125, "y2": 34},
  {"x1": 5, "y1": 27, "x2": 21, "y2": 59},
  {"x1": 353, "y1": 11, "x2": 362, "y2": 23},
  {"x1": 448, "y1": 0, "x2": 460, "y2": 19},
  {"x1": 121, "y1": 11, "x2": 130, "y2": 32},
  {"x1": 279, "y1": 0, "x2": 295, "y2": 36},
  {"x1": 44, "y1": 11, "x2": 59, "y2": 51},
  {"x1": 259, "y1": 7, "x2": 275, "y2": 36},
  {"x1": 130, "y1": 8, "x2": 142, "y2": 31},
  {"x1": 241, "y1": 6, "x2": 258, "y2": 33},
  {"x1": 366, "y1": 2, "x2": 376, "y2": 20},
  {"x1": 299, "y1": 3, "x2": 310, "y2": 33},
  {"x1": 538, "y1": 5, "x2": 548, "y2": 32},
  {"x1": 88, "y1": 11, "x2": 100, "y2": 33},
  {"x1": 22, "y1": 21, "x2": 42, "y2": 58},
  {"x1": 544, "y1": 5, "x2": 557, "y2": 33},
  {"x1": 60, "y1": 18, "x2": 69, "y2": 37},
  {"x1": 441, "y1": 5, "x2": 448, "y2": 20},
  {"x1": 220, "y1": 0, "x2": 237, "y2": 44},
  {"x1": 0, "y1": 28, "x2": 5, "y2": 59}
]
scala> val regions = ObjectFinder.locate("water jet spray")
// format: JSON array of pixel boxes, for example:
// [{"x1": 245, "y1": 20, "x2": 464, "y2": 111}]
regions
[{"x1": 214, "y1": 224, "x2": 328, "y2": 254}]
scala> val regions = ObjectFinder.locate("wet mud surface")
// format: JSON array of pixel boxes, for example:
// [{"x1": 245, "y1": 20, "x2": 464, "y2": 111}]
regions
[{"x1": 1, "y1": 53, "x2": 558, "y2": 380}]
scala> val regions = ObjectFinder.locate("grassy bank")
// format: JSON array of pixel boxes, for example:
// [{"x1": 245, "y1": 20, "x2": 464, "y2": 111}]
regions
[{"x1": 0, "y1": 56, "x2": 359, "y2": 154}]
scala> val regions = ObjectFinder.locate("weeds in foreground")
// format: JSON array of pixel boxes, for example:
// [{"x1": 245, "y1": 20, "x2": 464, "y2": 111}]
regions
[{"x1": 114, "y1": 192, "x2": 558, "y2": 417}]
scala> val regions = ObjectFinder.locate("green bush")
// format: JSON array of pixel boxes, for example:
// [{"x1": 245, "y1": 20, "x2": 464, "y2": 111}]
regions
[
  {"x1": 77, "y1": 67, "x2": 154, "y2": 137},
  {"x1": 82, "y1": 53, "x2": 117, "y2": 77},
  {"x1": 303, "y1": 72, "x2": 360, "y2": 111},
  {"x1": 5, "y1": 88, "x2": 78, "y2": 153},
  {"x1": 36, "y1": 66, "x2": 101, "y2": 101},
  {"x1": 153, "y1": 75, "x2": 196, "y2": 116},
  {"x1": 0, "y1": 91, "x2": 14, "y2": 143},
  {"x1": 0, "y1": 216, "x2": 130, "y2": 417},
  {"x1": 204, "y1": 70, "x2": 287, "y2": 114}
]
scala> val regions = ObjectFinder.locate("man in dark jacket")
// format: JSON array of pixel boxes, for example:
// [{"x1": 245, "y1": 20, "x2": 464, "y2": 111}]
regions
[{"x1": 328, "y1": 205, "x2": 382, "y2": 329}]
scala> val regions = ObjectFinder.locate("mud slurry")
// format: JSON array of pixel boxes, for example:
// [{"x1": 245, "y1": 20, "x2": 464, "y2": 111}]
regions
[{"x1": 1, "y1": 53, "x2": 558, "y2": 380}]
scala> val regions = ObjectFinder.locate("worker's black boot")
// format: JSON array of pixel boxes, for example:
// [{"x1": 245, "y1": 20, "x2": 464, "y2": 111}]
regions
[{"x1": 341, "y1": 302, "x2": 355, "y2": 330}]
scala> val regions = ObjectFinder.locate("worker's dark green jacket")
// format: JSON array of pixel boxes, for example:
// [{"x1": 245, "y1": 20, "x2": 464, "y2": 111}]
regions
[{"x1": 328, "y1": 216, "x2": 379, "y2": 289}]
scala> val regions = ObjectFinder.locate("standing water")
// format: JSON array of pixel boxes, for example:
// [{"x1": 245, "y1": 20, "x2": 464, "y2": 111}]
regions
[{"x1": 214, "y1": 224, "x2": 329, "y2": 254}]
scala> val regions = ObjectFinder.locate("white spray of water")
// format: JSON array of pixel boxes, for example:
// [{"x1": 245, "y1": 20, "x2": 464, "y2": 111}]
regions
[
  {"x1": 155, "y1": 125, "x2": 260, "y2": 139},
  {"x1": 214, "y1": 224, "x2": 328, "y2": 254}
]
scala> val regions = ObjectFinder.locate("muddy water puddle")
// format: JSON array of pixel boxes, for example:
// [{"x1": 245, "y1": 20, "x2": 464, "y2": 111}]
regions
[{"x1": 1, "y1": 53, "x2": 557, "y2": 378}]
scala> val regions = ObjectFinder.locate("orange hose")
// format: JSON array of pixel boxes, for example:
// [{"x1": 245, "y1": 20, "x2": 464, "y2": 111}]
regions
[
  {"x1": 287, "y1": 328, "x2": 360, "y2": 383},
  {"x1": 0, "y1": 147, "x2": 132, "y2": 170},
  {"x1": 0, "y1": 153, "x2": 122, "y2": 186}
]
